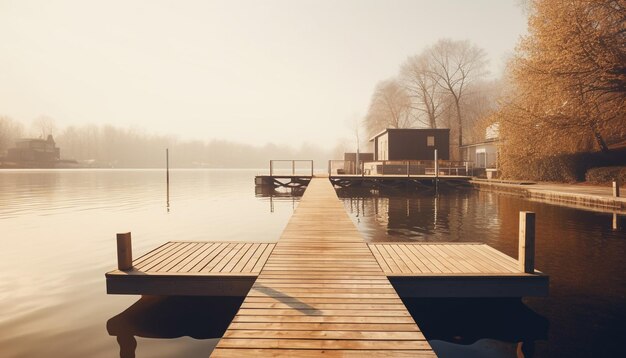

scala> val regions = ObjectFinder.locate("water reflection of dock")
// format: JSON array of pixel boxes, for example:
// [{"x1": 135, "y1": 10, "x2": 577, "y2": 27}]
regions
[{"x1": 106, "y1": 177, "x2": 548, "y2": 356}]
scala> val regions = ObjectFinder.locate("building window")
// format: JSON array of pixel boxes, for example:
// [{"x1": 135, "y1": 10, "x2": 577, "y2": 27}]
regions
[{"x1": 427, "y1": 136, "x2": 435, "y2": 146}]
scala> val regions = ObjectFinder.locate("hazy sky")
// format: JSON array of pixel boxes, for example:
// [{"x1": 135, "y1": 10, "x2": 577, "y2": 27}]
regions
[{"x1": 0, "y1": 0, "x2": 527, "y2": 148}]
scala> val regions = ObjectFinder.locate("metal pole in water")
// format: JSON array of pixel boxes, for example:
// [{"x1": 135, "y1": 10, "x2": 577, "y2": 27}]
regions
[
  {"x1": 434, "y1": 149, "x2": 439, "y2": 191},
  {"x1": 166, "y1": 148, "x2": 170, "y2": 210}
]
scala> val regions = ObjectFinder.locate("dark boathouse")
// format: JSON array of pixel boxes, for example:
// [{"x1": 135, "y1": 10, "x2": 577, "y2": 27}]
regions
[{"x1": 370, "y1": 128, "x2": 450, "y2": 161}]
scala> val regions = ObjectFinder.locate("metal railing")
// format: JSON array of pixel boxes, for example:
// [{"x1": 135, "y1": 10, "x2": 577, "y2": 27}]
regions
[
  {"x1": 328, "y1": 159, "x2": 473, "y2": 177},
  {"x1": 269, "y1": 160, "x2": 314, "y2": 177}
]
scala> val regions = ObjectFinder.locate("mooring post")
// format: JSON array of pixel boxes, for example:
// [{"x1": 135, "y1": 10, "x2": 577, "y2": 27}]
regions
[
  {"x1": 613, "y1": 213, "x2": 621, "y2": 231},
  {"x1": 361, "y1": 161, "x2": 365, "y2": 177},
  {"x1": 116, "y1": 232, "x2": 133, "y2": 271},
  {"x1": 166, "y1": 148, "x2": 170, "y2": 201},
  {"x1": 613, "y1": 179, "x2": 620, "y2": 197},
  {"x1": 270, "y1": 160, "x2": 273, "y2": 177},
  {"x1": 292, "y1": 160, "x2": 295, "y2": 176},
  {"x1": 310, "y1": 160, "x2": 314, "y2": 177},
  {"x1": 518, "y1": 211, "x2": 536, "y2": 274}
]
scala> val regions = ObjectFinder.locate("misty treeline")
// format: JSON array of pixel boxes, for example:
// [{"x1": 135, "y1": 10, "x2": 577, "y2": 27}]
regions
[
  {"x1": 0, "y1": 116, "x2": 331, "y2": 168},
  {"x1": 363, "y1": 0, "x2": 625, "y2": 181}
]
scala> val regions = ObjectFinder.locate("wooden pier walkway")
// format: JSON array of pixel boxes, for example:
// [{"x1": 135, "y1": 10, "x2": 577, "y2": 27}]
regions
[
  {"x1": 106, "y1": 178, "x2": 549, "y2": 356},
  {"x1": 211, "y1": 178, "x2": 435, "y2": 357}
]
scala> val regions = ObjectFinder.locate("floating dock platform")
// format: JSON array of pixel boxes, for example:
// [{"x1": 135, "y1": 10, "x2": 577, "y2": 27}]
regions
[
  {"x1": 107, "y1": 241, "x2": 547, "y2": 298},
  {"x1": 106, "y1": 177, "x2": 548, "y2": 357}
]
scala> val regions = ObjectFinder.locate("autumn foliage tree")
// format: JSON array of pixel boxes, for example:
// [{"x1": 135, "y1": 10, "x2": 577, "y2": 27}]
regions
[{"x1": 498, "y1": 0, "x2": 626, "y2": 180}]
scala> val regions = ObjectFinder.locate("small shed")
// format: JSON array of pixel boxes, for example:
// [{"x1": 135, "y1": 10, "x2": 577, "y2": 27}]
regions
[
  {"x1": 460, "y1": 124, "x2": 500, "y2": 169},
  {"x1": 341, "y1": 152, "x2": 374, "y2": 174},
  {"x1": 369, "y1": 128, "x2": 450, "y2": 161},
  {"x1": 460, "y1": 140, "x2": 498, "y2": 169}
]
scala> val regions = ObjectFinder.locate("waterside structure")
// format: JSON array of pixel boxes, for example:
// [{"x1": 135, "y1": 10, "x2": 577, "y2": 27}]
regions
[
  {"x1": 106, "y1": 177, "x2": 548, "y2": 357},
  {"x1": 0, "y1": 135, "x2": 78, "y2": 168}
]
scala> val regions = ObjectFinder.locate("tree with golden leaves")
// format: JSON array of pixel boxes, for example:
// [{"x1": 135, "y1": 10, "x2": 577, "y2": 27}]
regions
[{"x1": 498, "y1": 0, "x2": 626, "y2": 180}]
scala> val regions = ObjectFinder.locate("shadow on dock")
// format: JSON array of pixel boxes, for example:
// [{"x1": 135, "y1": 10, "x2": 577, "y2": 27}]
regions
[
  {"x1": 403, "y1": 297, "x2": 548, "y2": 356},
  {"x1": 253, "y1": 284, "x2": 322, "y2": 315},
  {"x1": 107, "y1": 296, "x2": 244, "y2": 358}
]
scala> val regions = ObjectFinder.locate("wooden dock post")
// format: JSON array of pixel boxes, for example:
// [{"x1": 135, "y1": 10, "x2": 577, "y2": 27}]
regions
[
  {"x1": 519, "y1": 211, "x2": 536, "y2": 273},
  {"x1": 116, "y1": 232, "x2": 133, "y2": 271},
  {"x1": 613, "y1": 180, "x2": 620, "y2": 197},
  {"x1": 269, "y1": 160, "x2": 273, "y2": 176}
]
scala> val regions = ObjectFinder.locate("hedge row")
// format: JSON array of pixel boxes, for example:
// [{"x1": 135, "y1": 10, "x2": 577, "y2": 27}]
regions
[
  {"x1": 500, "y1": 147, "x2": 626, "y2": 182},
  {"x1": 585, "y1": 166, "x2": 626, "y2": 184}
]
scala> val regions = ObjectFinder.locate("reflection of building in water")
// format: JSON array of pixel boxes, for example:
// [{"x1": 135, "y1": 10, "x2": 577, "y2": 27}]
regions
[{"x1": 342, "y1": 189, "x2": 500, "y2": 242}]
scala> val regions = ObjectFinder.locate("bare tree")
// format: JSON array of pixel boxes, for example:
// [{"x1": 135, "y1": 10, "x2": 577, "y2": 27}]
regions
[
  {"x1": 0, "y1": 116, "x2": 24, "y2": 154},
  {"x1": 426, "y1": 39, "x2": 488, "y2": 156},
  {"x1": 31, "y1": 115, "x2": 57, "y2": 138},
  {"x1": 364, "y1": 79, "x2": 414, "y2": 137},
  {"x1": 400, "y1": 53, "x2": 444, "y2": 129}
]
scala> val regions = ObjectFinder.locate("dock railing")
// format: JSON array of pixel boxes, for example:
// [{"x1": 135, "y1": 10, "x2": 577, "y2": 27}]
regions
[
  {"x1": 328, "y1": 159, "x2": 473, "y2": 177},
  {"x1": 269, "y1": 160, "x2": 314, "y2": 177}
]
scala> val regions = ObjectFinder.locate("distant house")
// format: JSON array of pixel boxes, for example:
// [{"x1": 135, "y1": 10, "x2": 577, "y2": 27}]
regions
[
  {"x1": 7, "y1": 135, "x2": 61, "y2": 162},
  {"x1": 460, "y1": 124, "x2": 499, "y2": 177},
  {"x1": 369, "y1": 128, "x2": 450, "y2": 161}
]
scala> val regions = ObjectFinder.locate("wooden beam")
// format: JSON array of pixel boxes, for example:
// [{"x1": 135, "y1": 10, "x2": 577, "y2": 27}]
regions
[
  {"x1": 518, "y1": 211, "x2": 536, "y2": 274},
  {"x1": 116, "y1": 232, "x2": 132, "y2": 271}
]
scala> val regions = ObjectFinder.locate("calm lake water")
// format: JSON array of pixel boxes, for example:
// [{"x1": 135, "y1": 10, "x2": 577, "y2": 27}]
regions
[
  {"x1": 0, "y1": 169, "x2": 624, "y2": 357},
  {"x1": 338, "y1": 186, "x2": 626, "y2": 358}
]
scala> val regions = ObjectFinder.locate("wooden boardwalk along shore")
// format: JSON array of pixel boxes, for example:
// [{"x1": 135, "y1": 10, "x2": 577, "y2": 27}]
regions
[{"x1": 211, "y1": 178, "x2": 435, "y2": 357}]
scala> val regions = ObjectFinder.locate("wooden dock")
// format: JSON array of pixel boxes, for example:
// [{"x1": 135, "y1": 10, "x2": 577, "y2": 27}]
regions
[
  {"x1": 106, "y1": 242, "x2": 275, "y2": 296},
  {"x1": 211, "y1": 178, "x2": 435, "y2": 357},
  {"x1": 369, "y1": 243, "x2": 548, "y2": 297},
  {"x1": 106, "y1": 177, "x2": 549, "y2": 356}
]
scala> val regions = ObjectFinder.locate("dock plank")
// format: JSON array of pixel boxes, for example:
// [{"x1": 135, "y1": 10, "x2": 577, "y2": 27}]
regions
[{"x1": 212, "y1": 178, "x2": 434, "y2": 357}]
